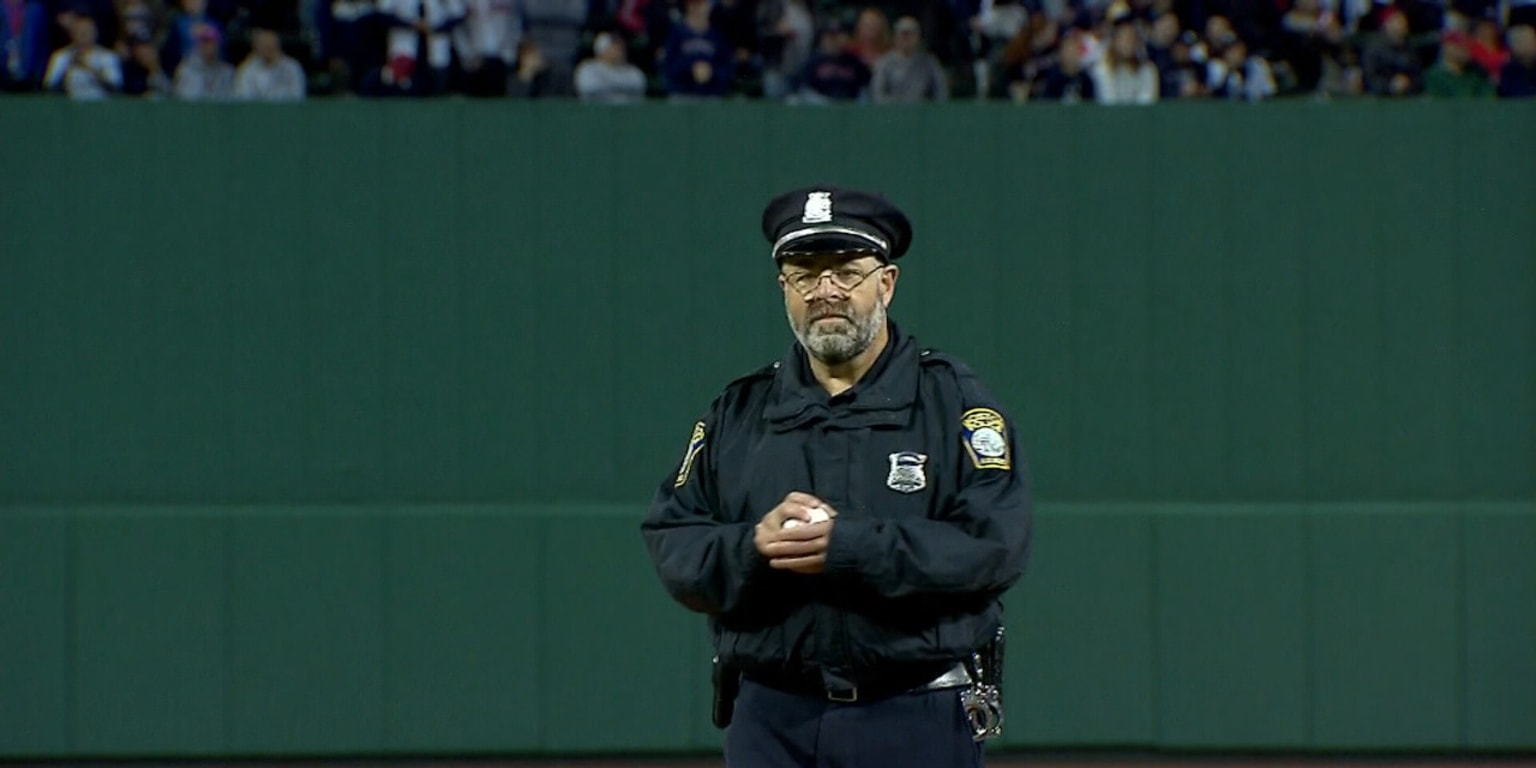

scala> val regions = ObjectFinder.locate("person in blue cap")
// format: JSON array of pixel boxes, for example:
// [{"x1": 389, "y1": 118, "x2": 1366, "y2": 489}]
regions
[{"x1": 640, "y1": 185, "x2": 1033, "y2": 768}]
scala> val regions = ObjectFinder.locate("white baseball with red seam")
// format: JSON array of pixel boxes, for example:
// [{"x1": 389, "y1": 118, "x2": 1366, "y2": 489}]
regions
[{"x1": 782, "y1": 507, "x2": 830, "y2": 529}]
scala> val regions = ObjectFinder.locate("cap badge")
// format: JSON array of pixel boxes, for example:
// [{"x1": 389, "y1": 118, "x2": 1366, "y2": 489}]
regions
[{"x1": 801, "y1": 191, "x2": 833, "y2": 224}]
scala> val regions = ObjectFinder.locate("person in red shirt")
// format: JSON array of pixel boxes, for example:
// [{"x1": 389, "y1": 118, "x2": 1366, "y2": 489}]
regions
[{"x1": 1468, "y1": 16, "x2": 1509, "y2": 82}]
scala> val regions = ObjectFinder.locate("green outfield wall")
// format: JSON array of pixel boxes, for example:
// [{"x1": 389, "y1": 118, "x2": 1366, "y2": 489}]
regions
[{"x1": 1, "y1": 98, "x2": 1532, "y2": 757}]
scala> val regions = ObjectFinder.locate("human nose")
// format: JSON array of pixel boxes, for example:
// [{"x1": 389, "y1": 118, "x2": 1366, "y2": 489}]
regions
[{"x1": 803, "y1": 272, "x2": 847, "y2": 298}]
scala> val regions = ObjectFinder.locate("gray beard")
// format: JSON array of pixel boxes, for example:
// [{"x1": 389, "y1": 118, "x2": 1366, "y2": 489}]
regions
[{"x1": 791, "y1": 298, "x2": 886, "y2": 366}]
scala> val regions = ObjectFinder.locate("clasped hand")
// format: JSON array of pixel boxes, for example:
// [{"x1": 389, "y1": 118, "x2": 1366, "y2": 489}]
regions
[{"x1": 753, "y1": 492, "x2": 838, "y2": 575}]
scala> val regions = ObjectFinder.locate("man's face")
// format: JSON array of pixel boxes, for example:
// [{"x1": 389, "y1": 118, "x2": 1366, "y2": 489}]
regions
[
  {"x1": 778, "y1": 252, "x2": 897, "y2": 365},
  {"x1": 1383, "y1": 12, "x2": 1408, "y2": 40},
  {"x1": 821, "y1": 29, "x2": 848, "y2": 54},
  {"x1": 1205, "y1": 15, "x2": 1235, "y2": 47},
  {"x1": 600, "y1": 39, "x2": 625, "y2": 64},
  {"x1": 1150, "y1": 14, "x2": 1178, "y2": 46},
  {"x1": 1443, "y1": 38, "x2": 1469, "y2": 65},
  {"x1": 1223, "y1": 40, "x2": 1246, "y2": 66},
  {"x1": 70, "y1": 16, "x2": 97, "y2": 47},
  {"x1": 895, "y1": 22, "x2": 920, "y2": 54},
  {"x1": 1511, "y1": 26, "x2": 1536, "y2": 62},
  {"x1": 132, "y1": 40, "x2": 158, "y2": 67},
  {"x1": 253, "y1": 30, "x2": 280, "y2": 61},
  {"x1": 1111, "y1": 24, "x2": 1139, "y2": 59}
]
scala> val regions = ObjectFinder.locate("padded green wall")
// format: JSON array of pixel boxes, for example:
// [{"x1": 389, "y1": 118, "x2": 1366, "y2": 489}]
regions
[{"x1": 1, "y1": 99, "x2": 1532, "y2": 757}]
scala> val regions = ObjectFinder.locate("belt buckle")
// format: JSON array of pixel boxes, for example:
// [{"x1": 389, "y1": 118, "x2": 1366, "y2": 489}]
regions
[{"x1": 827, "y1": 687, "x2": 858, "y2": 703}]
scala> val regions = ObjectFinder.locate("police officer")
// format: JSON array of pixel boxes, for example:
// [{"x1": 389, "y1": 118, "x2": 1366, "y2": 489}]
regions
[{"x1": 639, "y1": 185, "x2": 1033, "y2": 768}]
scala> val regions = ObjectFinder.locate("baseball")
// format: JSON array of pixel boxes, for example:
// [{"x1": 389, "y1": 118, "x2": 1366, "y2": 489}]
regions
[{"x1": 782, "y1": 507, "x2": 831, "y2": 529}]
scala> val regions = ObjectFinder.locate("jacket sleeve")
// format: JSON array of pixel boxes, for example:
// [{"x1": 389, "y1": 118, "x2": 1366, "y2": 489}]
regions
[
  {"x1": 824, "y1": 371, "x2": 1033, "y2": 599},
  {"x1": 639, "y1": 402, "x2": 773, "y2": 617}
]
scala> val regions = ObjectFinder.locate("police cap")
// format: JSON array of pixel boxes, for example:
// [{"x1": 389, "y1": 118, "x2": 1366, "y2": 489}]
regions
[{"x1": 760, "y1": 185, "x2": 913, "y2": 263}]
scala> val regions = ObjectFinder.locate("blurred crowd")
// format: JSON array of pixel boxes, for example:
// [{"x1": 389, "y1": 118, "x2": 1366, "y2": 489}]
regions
[{"x1": 4, "y1": 0, "x2": 1534, "y2": 101}]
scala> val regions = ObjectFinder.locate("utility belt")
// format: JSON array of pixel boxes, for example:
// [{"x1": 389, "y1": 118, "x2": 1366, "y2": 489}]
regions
[
  {"x1": 744, "y1": 660, "x2": 970, "y2": 703},
  {"x1": 712, "y1": 626, "x2": 1007, "y2": 742}
]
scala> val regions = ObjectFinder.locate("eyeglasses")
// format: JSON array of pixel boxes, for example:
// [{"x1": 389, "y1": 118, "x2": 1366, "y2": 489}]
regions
[{"x1": 781, "y1": 263, "x2": 887, "y2": 297}]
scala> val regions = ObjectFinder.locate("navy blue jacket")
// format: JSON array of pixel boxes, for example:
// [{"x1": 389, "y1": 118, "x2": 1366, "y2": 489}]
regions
[{"x1": 640, "y1": 321, "x2": 1033, "y2": 689}]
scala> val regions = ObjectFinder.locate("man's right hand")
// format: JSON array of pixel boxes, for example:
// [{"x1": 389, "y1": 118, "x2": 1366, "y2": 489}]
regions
[{"x1": 754, "y1": 492, "x2": 836, "y2": 570}]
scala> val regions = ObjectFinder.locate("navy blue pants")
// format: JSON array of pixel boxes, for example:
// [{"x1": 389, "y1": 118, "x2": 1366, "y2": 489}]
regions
[{"x1": 724, "y1": 680, "x2": 986, "y2": 768}]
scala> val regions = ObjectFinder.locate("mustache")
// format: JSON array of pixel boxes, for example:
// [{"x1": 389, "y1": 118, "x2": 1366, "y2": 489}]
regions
[{"x1": 807, "y1": 303, "x2": 853, "y2": 322}]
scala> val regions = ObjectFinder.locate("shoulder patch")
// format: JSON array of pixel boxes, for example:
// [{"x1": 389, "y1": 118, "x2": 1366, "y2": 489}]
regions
[
  {"x1": 674, "y1": 421, "x2": 707, "y2": 487},
  {"x1": 960, "y1": 407, "x2": 1011, "y2": 471}
]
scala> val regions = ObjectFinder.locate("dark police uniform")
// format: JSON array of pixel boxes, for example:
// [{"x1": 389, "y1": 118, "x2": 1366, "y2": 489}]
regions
[{"x1": 640, "y1": 186, "x2": 1033, "y2": 768}]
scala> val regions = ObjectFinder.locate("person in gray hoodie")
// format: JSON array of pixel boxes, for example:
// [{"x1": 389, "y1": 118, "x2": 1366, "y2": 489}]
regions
[
  {"x1": 869, "y1": 16, "x2": 949, "y2": 102},
  {"x1": 575, "y1": 31, "x2": 647, "y2": 101}
]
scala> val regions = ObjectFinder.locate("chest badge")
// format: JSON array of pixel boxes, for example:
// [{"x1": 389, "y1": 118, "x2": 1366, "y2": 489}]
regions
[{"x1": 886, "y1": 451, "x2": 928, "y2": 494}]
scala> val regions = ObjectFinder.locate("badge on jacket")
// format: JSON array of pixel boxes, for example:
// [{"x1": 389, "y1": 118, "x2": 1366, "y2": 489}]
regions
[
  {"x1": 886, "y1": 451, "x2": 928, "y2": 493},
  {"x1": 961, "y1": 408, "x2": 1011, "y2": 471}
]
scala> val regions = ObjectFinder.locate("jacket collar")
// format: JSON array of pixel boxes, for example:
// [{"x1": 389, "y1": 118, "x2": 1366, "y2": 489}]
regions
[{"x1": 762, "y1": 320, "x2": 920, "y2": 430}]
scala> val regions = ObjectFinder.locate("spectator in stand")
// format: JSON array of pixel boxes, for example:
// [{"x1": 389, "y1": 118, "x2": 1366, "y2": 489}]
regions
[
  {"x1": 115, "y1": 0, "x2": 162, "y2": 54},
  {"x1": 508, "y1": 35, "x2": 551, "y2": 95},
  {"x1": 314, "y1": 0, "x2": 382, "y2": 94},
  {"x1": 172, "y1": 20, "x2": 231, "y2": 98},
  {"x1": 1424, "y1": 28, "x2": 1494, "y2": 96},
  {"x1": 1091, "y1": 14, "x2": 1157, "y2": 103},
  {"x1": 1165, "y1": 29, "x2": 1207, "y2": 97},
  {"x1": 1192, "y1": 13, "x2": 1238, "y2": 64},
  {"x1": 162, "y1": 0, "x2": 218, "y2": 76},
  {"x1": 452, "y1": 0, "x2": 519, "y2": 97},
  {"x1": 379, "y1": 0, "x2": 466, "y2": 96},
  {"x1": 1061, "y1": 12, "x2": 1101, "y2": 73},
  {"x1": 793, "y1": 18, "x2": 870, "y2": 102},
  {"x1": 1467, "y1": 15, "x2": 1508, "y2": 83},
  {"x1": 1363, "y1": 6, "x2": 1422, "y2": 96},
  {"x1": 755, "y1": 0, "x2": 814, "y2": 99},
  {"x1": 998, "y1": 11, "x2": 1058, "y2": 102},
  {"x1": 870, "y1": 15, "x2": 949, "y2": 102},
  {"x1": 1030, "y1": 26, "x2": 1095, "y2": 101},
  {"x1": 43, "y1": 12, "x2": 121, "y2": 97},
  {"x1": 575, "y1": 30, "x2": 647, "y2": 101},
  {"x1": 51, "y1": 0, "x2": 121, "y2": 63},
  {"x1": 1206, "y1": 34, "x2": 1276, "y2": 100},
  {"x1": 234, "y1": 25, "x2": 306, "y2": 99},
  {"x1": 2, "y1": 0, "x2": 52, "y2": 90},
  {"x1": 120, "y1": 29, "x2": 171, "y2": 94},
  {"x1": 1321, "y1": 35, "x2": 1366, "y2": 95},
  {"x1": 711, "y1": 0, "x2": 760, "y2": 90},
  {"x1": 1192, "y1": 0, "x2": 1278, "y2": 53},
  {"x1": 971, "y1": 0, "x2": 1029, "y2": 97},
  {"x1": 848, "y1": 6, "x2": 889, "y2": 67},
  {"x1": 1497, "y1": 23, "x2": 1536, "y2": 96},
  {"x1": 1144, "y1": 12, "x2": 1177, "y2": 91},
  {"x1": 1318, "y1": 0, "x2": 1373, "y2": 35},
  {"x1": 618, "y1": 0, "x2": 670, "y2": 79},
  {"x1": 520, "y1": 0, "x2": 587, "y2": 96},
  {"x1": 1275, "y1": 0, "x2": 1345, "y2": 94},
  {"x1": 661, "y1": 0, "x2": 735, "y2": 99}
]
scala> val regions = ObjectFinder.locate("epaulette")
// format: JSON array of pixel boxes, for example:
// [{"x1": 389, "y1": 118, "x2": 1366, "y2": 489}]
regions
[
  {"x1": 918, "y1": 347, "x2": 955, "y2": 366},
  {"x1": 719, "y1": 358, "x2": 782, "y2": 394},
  {"x1": 918, "y1": 348, "x2": 978, "y2": 377}
]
